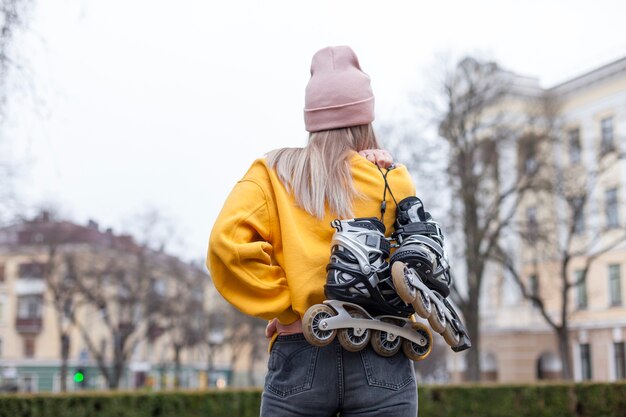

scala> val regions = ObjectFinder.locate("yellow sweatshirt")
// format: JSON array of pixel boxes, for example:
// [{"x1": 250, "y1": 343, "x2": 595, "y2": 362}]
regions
[{"x1": 207, "y1": 152, "x2": 416, "y2": 325}]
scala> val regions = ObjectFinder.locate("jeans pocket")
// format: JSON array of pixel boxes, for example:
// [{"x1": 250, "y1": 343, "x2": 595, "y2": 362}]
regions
[
  {"x1": 265, "y1": 334, "x2": 319, "y2": 398},
  {"x1": 360, "y1": 348, "x2": 414, "y2": 390}
]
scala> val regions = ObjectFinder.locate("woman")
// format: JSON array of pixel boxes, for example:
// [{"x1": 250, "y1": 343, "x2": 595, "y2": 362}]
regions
[{"x1": 208, "y1": 45, "x2": 418, "y2": 416}]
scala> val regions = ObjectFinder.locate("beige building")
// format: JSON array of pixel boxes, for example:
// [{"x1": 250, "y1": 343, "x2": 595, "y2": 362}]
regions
[
  {"x1": 0, "y1": 212, "x2": 266, "y2": 392},
  {"x1": 449, "y1": 57, "x2": 626, "y2": 383}
]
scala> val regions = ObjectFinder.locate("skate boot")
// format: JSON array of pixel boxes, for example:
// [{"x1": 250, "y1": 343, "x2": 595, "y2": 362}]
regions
[
  {"x1": 390, "y1": 197, "x2": 471, "y2": 352},
  {"x1": 302, "y1": 218, "x2": 433, "y2": 361}
]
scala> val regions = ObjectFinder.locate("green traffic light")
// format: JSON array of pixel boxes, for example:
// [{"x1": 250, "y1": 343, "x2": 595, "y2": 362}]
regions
[{"x1": 74, "y1": 371, "x2": 85, "y2": 383}]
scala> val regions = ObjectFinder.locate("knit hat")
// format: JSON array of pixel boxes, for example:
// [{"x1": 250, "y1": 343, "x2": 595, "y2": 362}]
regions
[{"x1": 304, "y1": 46, "x2": 375, "y2": 132}]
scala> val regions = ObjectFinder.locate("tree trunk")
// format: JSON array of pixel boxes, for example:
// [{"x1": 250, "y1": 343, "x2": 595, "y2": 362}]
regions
[
  {"x1": 247, "y1": 344, "x2": 257, "y2": 387},
  {"x1": 109, "y1": 363, "x2": 124, "y2": 389},
  {"x1": 206, "y1": 347, "x2": 215, "y2": 387},
  {"x1": 174, "y1": 345, "x2": 182, "y2": 388},
  {"x1": 60, "y1": 332, "x2": 70, "y2": 392},
  {"x1": 109, "y1": 332, "x2": 124, "y2": 389},
  {"x1": 462, "y1": 293, "x2": 481, "y2": 381},
  {"x1": 557, "y1": 326, "x2": 573, "y2": 380},
  {"x1": 558, "y1": 261, "x2": 573, "y2": 380},
  {"x1": 461, "y1": 248, "x2": 483, "y2": 382}
]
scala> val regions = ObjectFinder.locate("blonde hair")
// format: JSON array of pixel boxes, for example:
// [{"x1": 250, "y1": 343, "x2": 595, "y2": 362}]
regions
[{"x1": 266, "y1": 124, "x2": 380, "y2": 219}]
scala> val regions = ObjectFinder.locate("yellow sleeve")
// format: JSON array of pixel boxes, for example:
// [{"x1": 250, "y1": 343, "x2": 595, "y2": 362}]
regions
[{"x1": 207, "y1": 179, "x2": 297, "y2": 323}]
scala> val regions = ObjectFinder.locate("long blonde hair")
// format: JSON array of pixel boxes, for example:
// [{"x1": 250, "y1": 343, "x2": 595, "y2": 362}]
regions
[{"x1": 266, "y1": 124, "x2": 380, "y2": 219}]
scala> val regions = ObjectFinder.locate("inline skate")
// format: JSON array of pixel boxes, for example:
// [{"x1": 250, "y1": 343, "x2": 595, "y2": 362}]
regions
[
  {"x1": 390, "y1": 197, "x2": 471, "y2": 352},
  {"x1": 302, "y1": 218, "x2": 433, "y2": 361}
]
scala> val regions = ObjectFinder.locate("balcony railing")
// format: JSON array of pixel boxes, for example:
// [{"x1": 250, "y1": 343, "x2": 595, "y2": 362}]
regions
[{"x1": 15, "y1": 317, "x2": 43, "y2": 334}]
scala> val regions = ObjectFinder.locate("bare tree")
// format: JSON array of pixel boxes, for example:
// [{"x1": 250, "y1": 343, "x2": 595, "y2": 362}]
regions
[
  {"x1": 39, "y1": 217, "x2": 80, "y2": 392},
  {"x1": 394, "y1": 56, "x2": 550, "y2": 380},
  {"x1": 62, "y1": 240, "x2": 157, "y2": 389},
  {"x1": 203, "y1": 308, "x2": 228, "y2": 386},
  {"x1": 0, "y1": 0, "x2": 35, "y2": 223},
  {"x1": 14, "y1": 210, "x2": 83, "y2": 392},
  {"x1": 56, "y1": 210, "x2": 177, "y2": 389},
  {"x1": 0, "y1": 0, "x2": 33, "y2": 118},
  {"x1": 495, "y1": 141, "x2": 626, "y2": 380},
  {"x1": 156, "y1": 258, "x2": 209, "y2": 388},
  {"x1": 218, "y1": 308, "x2": 267, "y2": 387}
]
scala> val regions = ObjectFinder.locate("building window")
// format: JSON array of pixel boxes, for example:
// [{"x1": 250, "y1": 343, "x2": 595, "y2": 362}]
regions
[
  {"x1": 18, "y1": 262, "x2": 46, "y2": 280},
  {"x1": 616, "y1": 342, "x2": 626, "y2": 380},
  {"x1": 17, "y1": 295, "x2": 43, "y2": 319},
  {"x1": 568, "y1": 128, "x2": 581, "y2": 164},
  {"x1": 609, "y1": 264, "x2": 622, "y2": 306},
  {"x1": 524, "y1": 142, "x2": 538, "y2": 174},
  {"x1": 24, "y1": 337, "x2": 36, "y2": 358},
  {"x1": 569, "y1": 196, "x2": 585, "y2": 234},
  {"x1": 600, "y1": 117, "x2": 614, "y2": 155},
  {"x1": 527, "y1": 207, "x2": 538, "y2": 241},
  {"x1": 63, "y1": 299, "x2": 73, "y2": 319},
  {"x1": 605, "y1": 188, "x2": 619, "y2": 229},
  {"x1": 580, "y1": 343, "x2": 592, "y2": 380},
  {"x1": 575, "y1": 270, "x2": 588, "y2": 309},
  {"x1": 152, "y1": 279, "x2": 167, "y2": 297}
]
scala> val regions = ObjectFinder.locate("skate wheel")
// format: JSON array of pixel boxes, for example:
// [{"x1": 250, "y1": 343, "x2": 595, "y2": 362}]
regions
[
  {"x1": 391, "y1": 261, "x2": 417, "y2": 303},
  {"x1": 402, "y1": 322, "x2": 432, "y2": 362},
  {"x1": 442, "y1": 322, "x2": 461, "y2": 347},
  {"x1": 371, "y1": 318, "x2": 403, "y2": 357},
  {"x1": 338, "y1": 311, "x2": 371, "y2": 352},
  {"x1": 413, "y1": 289, "x2": 432, "y2": 319},
  {"x1": 428, "y1": 302, "x2": 446, "y2": 334},
  {"x1": 302, "y1": 304, "x2": 337, "y2": 347}
]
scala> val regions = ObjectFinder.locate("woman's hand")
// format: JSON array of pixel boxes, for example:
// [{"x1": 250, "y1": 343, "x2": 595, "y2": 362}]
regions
[
  {"x1": 265, "y1": 318, "x2": 303, "y2": 338},
  {"x1": 359, "y1": 149, "x2": 394, "y2": 169},
  {"x1": 265, "y1": 318, "x2": 278, "y2": 338}
]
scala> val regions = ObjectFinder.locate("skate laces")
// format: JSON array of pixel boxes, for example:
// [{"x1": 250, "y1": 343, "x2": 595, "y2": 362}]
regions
[{"x1": 377, "y1": 166, "x2": 399, "y2": 223}]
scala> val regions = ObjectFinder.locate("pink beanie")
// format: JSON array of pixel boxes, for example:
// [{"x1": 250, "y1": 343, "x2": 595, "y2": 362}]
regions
[{"x1": 304, "y1": 46, "x2": 375, "y2": 132}]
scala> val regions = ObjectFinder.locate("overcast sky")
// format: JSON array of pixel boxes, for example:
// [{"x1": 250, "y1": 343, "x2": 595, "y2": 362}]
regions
[{"x1": 6, "y1": 0, "x2": 626, "y2": 261}]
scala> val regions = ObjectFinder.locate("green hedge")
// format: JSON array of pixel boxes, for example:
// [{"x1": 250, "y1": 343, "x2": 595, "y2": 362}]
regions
[
  {"x1": 0, "y1": 383, "x2": 624, "y2": 417},
  {"x1": 0, "y1": 389, "x2": 262, "y2": 417},
  {"x1": 418, "y1": 382, "x2": 626, "y2": 417}
]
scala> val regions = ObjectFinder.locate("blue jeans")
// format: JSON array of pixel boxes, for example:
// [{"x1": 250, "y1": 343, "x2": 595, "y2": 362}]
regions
[{"x1": 260, "y1": 334, "x2": 417, "y2": 417}]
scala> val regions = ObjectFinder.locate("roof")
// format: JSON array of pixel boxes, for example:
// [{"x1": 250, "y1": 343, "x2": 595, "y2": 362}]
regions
[
  {"x1": 0, "y1": 212, "x2": 138, "y2": 252},
  {"x1": 548, "y1": 56, "x2": 626, "y2": 95}
]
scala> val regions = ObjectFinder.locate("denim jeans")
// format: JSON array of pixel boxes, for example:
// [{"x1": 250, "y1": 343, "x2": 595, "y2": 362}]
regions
[{"x1": 260, "y1": 334, "x2": 417, "y2": 417}]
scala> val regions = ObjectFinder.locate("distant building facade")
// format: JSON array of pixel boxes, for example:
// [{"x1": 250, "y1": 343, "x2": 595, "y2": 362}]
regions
[
  {"x1": 0, "y1": 212, "x2": 255, "y2": 392},
  {"x1": 449, "y1": 57, "x2": 626, "y2": 383}
]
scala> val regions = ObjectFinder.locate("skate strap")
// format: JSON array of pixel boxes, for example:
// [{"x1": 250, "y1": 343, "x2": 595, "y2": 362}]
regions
[
  {"x1": 405, "y1": 234, "x2": 445, "y2": 258},
  {"x1": 398, "y1": 222, "x2": 441, "y2": 237},
  {"x1": 376, "y1": 236, "x2": 391, "y2": 254},
  {"x1": 364, "y1": 234, "x2": 391, "y2": 256}
]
